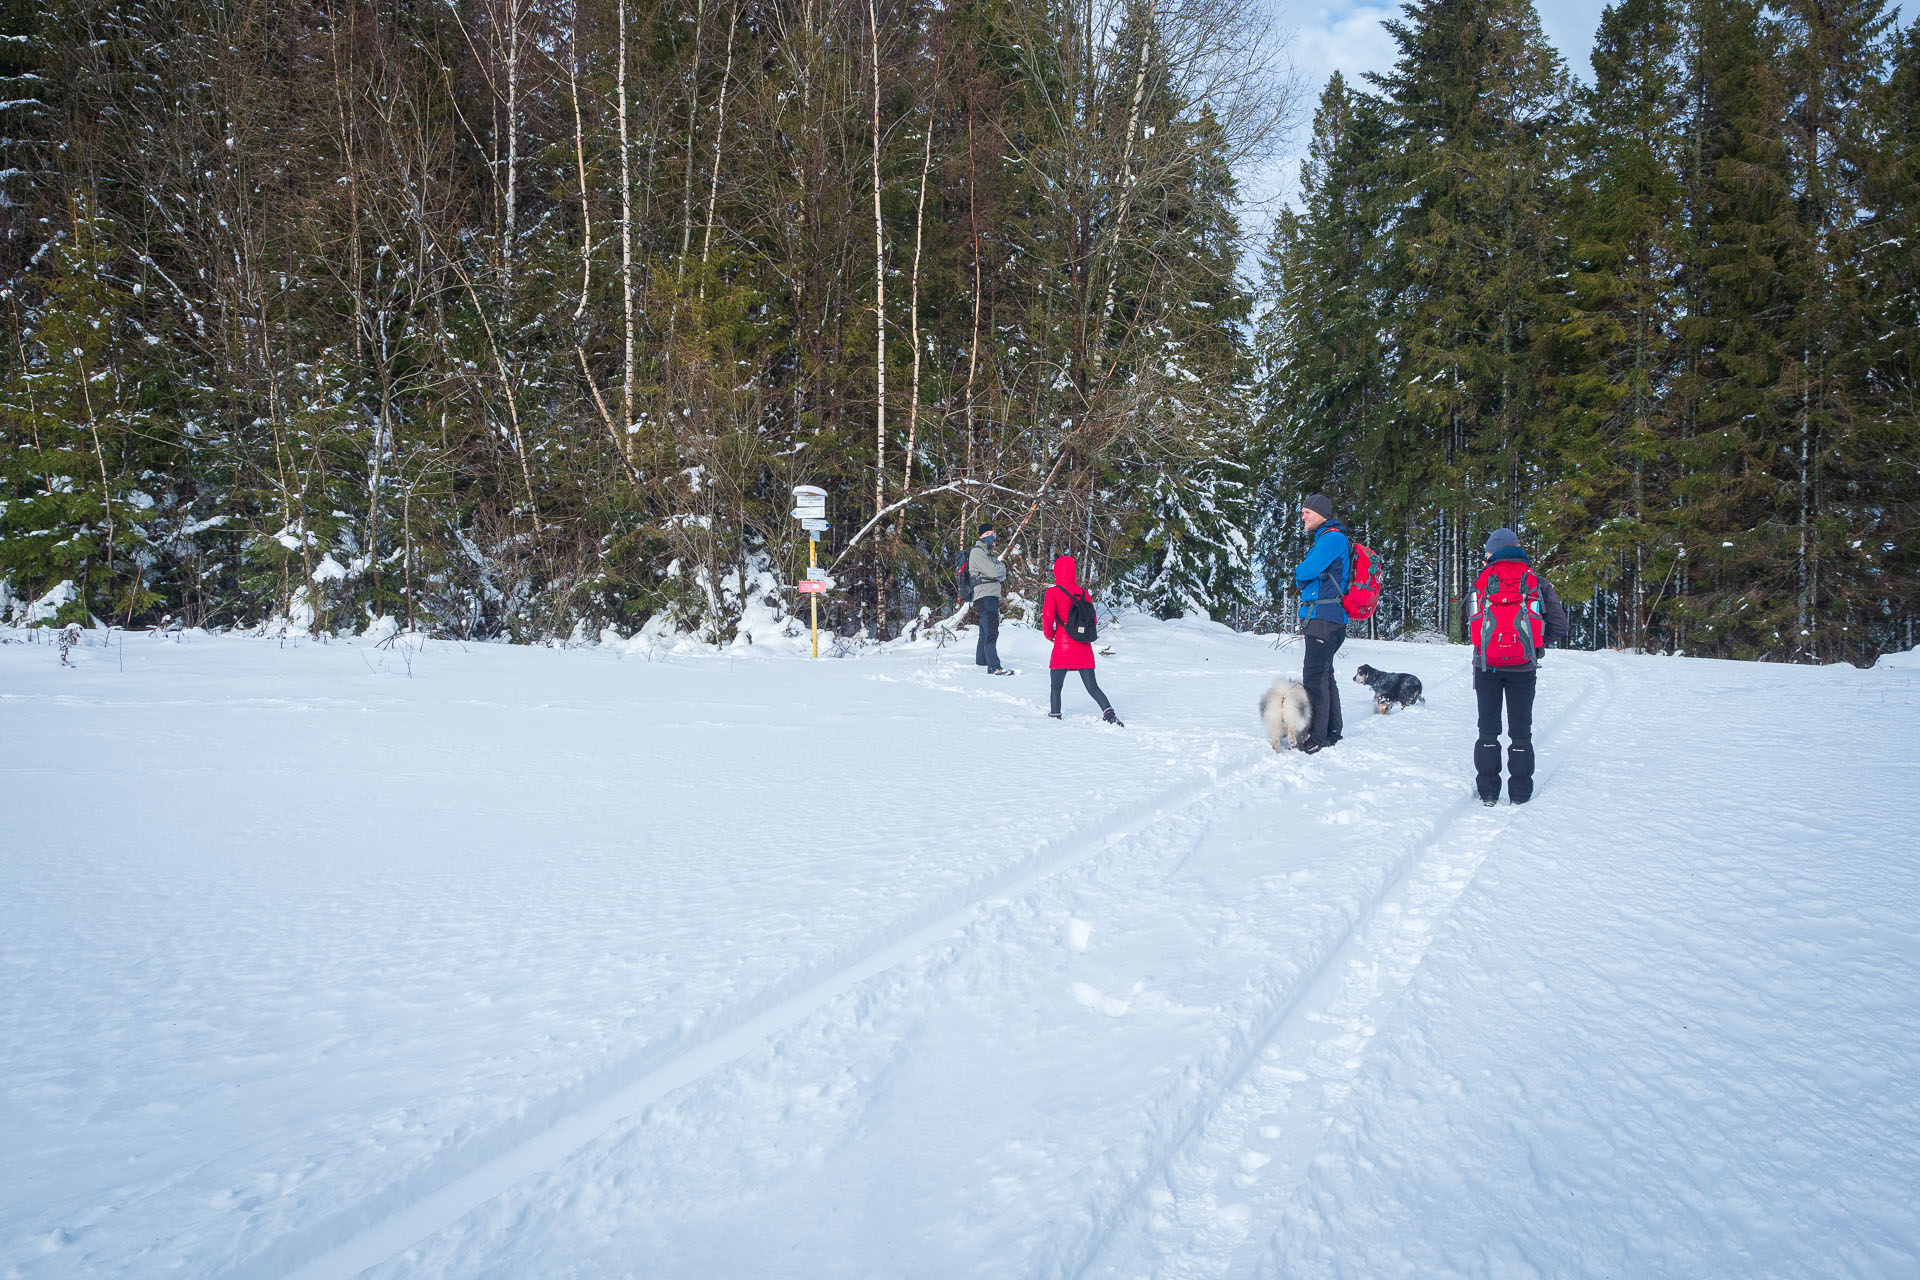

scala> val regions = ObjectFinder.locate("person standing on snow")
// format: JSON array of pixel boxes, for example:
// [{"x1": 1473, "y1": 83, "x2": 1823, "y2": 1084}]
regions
[
  {"x1": 1292, "y1": 493, "x2": 1349, "y2": 753},
  {"x1": 970, "y1": 524, "x2": 1010, "y2": 674},
  {"x1": 1042, "y1": 554, "x2": 1121, "y2": 725},
  {"x1": 1469, "y1": 527, "x2": 1570, "y2": 805}
]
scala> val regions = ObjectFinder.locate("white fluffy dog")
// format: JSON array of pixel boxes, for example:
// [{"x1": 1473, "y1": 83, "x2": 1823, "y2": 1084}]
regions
[{"x1": 1259, "y1": 680, "x2": 1312, "y2": 752}]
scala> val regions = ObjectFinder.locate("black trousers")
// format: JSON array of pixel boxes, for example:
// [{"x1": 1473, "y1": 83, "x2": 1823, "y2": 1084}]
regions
[
  {"x1": 1050, "y1": 668, "x2": 1112, "y2": 715},
  {"x1": 1474, "y1": 666, "x2": 1537, "y2": 802},
  {"x1": 974, "y1": 596, "x2": 1001, "y2": 669},
  {"x1": 1301, "y1": 617, "x2": 1346, "y2": 744}
]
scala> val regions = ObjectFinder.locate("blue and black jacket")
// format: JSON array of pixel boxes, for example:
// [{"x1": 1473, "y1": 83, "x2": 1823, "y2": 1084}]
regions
[{"x1": 1294, "y1": 520, "x2": 1352, "y2": 623}]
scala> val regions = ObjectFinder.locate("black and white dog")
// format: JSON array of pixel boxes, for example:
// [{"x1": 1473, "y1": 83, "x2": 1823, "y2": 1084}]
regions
[{"x1": 1352, "y1": 664, "x2": 1424, "y2": 714}]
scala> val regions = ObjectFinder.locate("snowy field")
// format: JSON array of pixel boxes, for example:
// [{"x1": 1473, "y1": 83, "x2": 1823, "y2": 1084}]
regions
[{"x1": 4, "y1": 616, "x2": 1918, "y2": 1279}]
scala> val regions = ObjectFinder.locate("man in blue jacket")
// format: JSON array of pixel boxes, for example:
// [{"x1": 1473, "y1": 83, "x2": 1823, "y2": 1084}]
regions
[{"x1": 1293, "y1": 493, "x2": 1349, "y2": 753}]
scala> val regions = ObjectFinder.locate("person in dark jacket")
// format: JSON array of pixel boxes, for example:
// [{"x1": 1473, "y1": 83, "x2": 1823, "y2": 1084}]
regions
[
  {"x1": 1469, "y1": 527, "x2": 1570, "y2": 805},
  {"x1": 969, "y1": 524, "x2": 1009, "y2": 674},
  {"x1": 1292, "y1": 494, "x2": 1350, "y2": 753},
  {"x1": 1042, "y1": 554, "x2": 1121, "y2": 725}
]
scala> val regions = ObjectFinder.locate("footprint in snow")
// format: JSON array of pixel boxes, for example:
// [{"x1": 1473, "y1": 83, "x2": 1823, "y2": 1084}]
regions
[{"x1": 1069, "y1": 981, "x2": 1130, "y2": 1016}]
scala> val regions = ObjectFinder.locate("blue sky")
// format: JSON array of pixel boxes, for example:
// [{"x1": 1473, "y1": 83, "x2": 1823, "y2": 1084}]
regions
[{"x1": 1251, "y1": 0, "x2": 1612, "y2": 216}]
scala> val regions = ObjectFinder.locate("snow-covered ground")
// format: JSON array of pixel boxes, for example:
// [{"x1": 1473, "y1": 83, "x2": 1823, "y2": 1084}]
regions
[{"x1": 4, "y1": 617, "x2": 1917, "y2": 1279}]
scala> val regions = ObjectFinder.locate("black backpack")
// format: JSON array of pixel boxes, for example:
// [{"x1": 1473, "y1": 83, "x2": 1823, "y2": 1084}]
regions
[
  {"x1": 956, "y1": 551, "x2": 974, "y2": 604},
  {"x1": 1059, "y1": 587, "x2": 1099, "y2": 643}
]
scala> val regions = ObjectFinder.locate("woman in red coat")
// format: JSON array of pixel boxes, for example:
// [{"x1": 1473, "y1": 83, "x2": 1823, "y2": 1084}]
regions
[{"x1": 1042, "y1": 554, "x2": 1122, "y2": 725}]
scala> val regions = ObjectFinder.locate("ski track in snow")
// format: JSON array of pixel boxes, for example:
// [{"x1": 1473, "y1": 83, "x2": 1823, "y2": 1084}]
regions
[
  {"x1": 347, "y1": 653, "x2": 1617, "y2": 1279},
  {"x1": 265, "y1": 738, "x2": 1279, "y2": 1280},
  {"x1": 1071, "y1": 663, "x2": 1617, "y2": 1279}
]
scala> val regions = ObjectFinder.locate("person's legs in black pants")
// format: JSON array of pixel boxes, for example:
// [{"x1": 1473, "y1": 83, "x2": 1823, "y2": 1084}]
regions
[
  {"x1": 1325, "y1": 657, "x2": 1344, "y2": 743},
  {"x1": 1473, "y1": 668, "x2": 1539, "y2": 802},
  {"x1": 1051, "y1": 669, "x2": 1112, "y2": 715},
  {"x1": 1302, "y1": 618, "x2": 1346, "y2": 745},
  {"x1": 1505, "y1": 670, "x2": 1538, "y2": 802},
  {"x1": 1474, "y1": 668, "x2": 1505, "y2": 802},
  {"x1": 976, "y1": 596, "x2": 1001, "y2": 670}
]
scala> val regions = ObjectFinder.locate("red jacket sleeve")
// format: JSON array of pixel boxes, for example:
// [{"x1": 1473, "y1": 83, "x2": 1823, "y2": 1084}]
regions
[{"x1": 1041, "y1": 587, "x2": 1058, "y2": 640}]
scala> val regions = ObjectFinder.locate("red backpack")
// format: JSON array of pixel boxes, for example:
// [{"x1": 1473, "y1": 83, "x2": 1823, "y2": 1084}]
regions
[
  {"x1": 1470, "y1": 560, "x2": 1545, "y2": 668},
  {"x1": 1341, "y1": 542, "x2": 1384, "y2": 622}
]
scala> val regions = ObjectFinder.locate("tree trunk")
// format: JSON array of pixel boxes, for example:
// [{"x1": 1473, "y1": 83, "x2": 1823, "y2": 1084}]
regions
[
  {"x1": 617, "y1": 0, "x2": 636, "y2": 453},
  {"x1": 893, "y1": 104, "x2": 933, "y2": 551},
  {"x1": 869, "y1": 0, "x2": 888, "y2": 633},
  {"x1": 700, "y1": 3, "x2": 740, "y2": 276}
]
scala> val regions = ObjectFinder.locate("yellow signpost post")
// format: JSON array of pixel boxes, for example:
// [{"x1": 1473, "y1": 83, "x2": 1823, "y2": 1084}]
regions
[{"x1": 792, "y1": 486, "x2": 828, "y2": 658}]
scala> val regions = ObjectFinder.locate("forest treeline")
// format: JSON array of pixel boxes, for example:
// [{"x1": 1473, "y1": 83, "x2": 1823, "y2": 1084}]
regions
[
  {"x1": 0, "y1": 0, "x2": 1280, "y2": 641},
  {"x1": 1262, "y1": 0, "x2": 1919, "y2": 663},
  {"x1": 2, "y1": 0, "x2": 1916, "y2": 662}
]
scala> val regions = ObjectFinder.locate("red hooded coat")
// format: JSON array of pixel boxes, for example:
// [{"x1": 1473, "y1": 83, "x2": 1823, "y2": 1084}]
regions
[{"x1": 1042, "y1": 555, "x2": 1097, "y2": 670}]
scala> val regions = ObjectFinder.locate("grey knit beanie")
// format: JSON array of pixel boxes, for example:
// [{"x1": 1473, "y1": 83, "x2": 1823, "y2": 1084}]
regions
[
  {"x1": 1483, "y1": 527, "x2": 1521, "y2": 556},
  {"x1": 1302, "y1": 494, "x2": 1335, "y2": 520}
]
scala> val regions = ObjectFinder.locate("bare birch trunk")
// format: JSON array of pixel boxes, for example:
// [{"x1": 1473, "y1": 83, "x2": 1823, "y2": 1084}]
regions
[
  {"x1": 897, "y1": 109, "x2": 932, "y2": 517},
  {"x1": 679, "y1": 0, "x2": 709, "y2": 261},
  {"x1": 567, "y1": 0, "x2": 592, "y2": 317},
  {"x1": 567, "y1": 0, "x2": 637, "y2": 478},
  {"x1": 503, "y1": 0, "x2": 519, "y2": 306},
  {"x1": 699, "y1": 2, "x2": 740, "y2": 289},
  {"x1": 330, "y1": 5, "x2": 382, "y2": 599},
  {"x1": 869, "y1": 0, "x2": 888, "y2": 630},
  {"x1": 617, "y1": 0, "x2": 636, "y2": 446},
  {"x1": 403, "y1": 479, "x2": 414, "y2": 632},
  {"x1": 73, "y1": 352, "x2": 114, "y2": 576},
  {"x1": 964, "y1": 111, "x2": 981, "y2": 504}
]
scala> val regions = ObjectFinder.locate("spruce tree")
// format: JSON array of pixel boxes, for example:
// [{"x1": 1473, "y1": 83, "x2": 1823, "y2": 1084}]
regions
[
  {"x1": 1372, "y1": 0, "x2": 1572, "y2": 634},
  {"x1": 0, "y1": 0, "x2": 43, "y2": 278},
  {"x1": 1254, "y1": 74, "x2": 1399, "y2": 623},
  {"x1": 1537, "y1": 0, "x2": 1686, "y2": 649},
  {"x1": 0, "y1": 197, "x2": 166, "y2": 625},
  {"x1": 1775, "y1": 0, "x2": 1895, "y2": 660},
  {"x1": 1115, "y1": 96, "x2": 1257, "y2": 620},
  {"x1": 1854, "y1": 16, "x2": 1920, "y2": 656},
  {"x1": 1668, "y1": 0, "x2": 1799, "y2": 658}
]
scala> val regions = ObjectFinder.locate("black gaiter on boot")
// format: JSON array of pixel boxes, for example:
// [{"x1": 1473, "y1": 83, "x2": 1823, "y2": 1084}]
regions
[
  {"x1": 1474, "y1": 738, "x2": 1503, "y2": 802},
  {"x1": 1507, "y1": 742, "x2": 1535, "y2": 803}
]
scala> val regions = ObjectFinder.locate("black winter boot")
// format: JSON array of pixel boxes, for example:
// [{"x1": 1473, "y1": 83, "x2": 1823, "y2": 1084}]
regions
[{"x1": 1474, "y1": 737, "x2": 1502, "y2": 804}]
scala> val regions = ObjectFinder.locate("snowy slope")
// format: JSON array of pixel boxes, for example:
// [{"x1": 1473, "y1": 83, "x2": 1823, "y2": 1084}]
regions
[{"x1": 2, "y1": 620, "x2": 1916, "y2": 1279}]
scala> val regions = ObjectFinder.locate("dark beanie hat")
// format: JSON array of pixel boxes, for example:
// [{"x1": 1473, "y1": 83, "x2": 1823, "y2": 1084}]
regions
[
  {"x1": 1302, "y1": 493, "x2": 1335, "y2": 520},
  {"x1": 979, "y1": 522, "x2": 995, "y2": 536},
  {"x1": 1483, "y1": 527, "x2": 1521, "y2": 556}
]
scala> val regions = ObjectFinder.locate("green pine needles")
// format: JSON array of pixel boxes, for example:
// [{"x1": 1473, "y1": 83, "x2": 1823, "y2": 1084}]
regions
[{"x1": 1256, "y1": 0, "x2": 1920, "y2": 663}]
